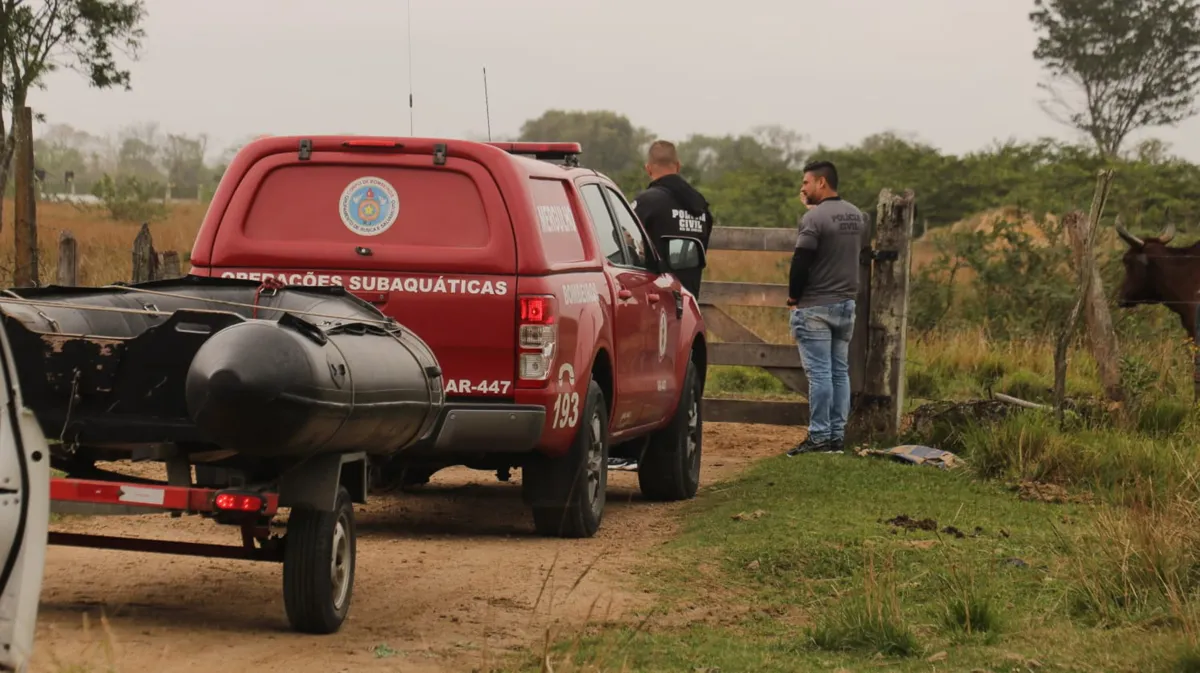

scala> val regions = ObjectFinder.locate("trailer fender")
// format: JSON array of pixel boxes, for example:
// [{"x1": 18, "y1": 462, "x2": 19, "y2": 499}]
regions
[{"x1": 278, "y1": 452, "x2": 368, "y2": 511}]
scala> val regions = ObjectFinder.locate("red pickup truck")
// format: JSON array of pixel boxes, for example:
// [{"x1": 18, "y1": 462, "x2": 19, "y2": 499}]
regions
[{"x1": 188, "y1": 136, "x2": 709, "y2": 538}]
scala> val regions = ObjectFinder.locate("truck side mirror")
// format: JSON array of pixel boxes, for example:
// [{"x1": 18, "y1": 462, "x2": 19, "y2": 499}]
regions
[{"x1": 661, "y1": 235, "x2": 706, "y2": 272}]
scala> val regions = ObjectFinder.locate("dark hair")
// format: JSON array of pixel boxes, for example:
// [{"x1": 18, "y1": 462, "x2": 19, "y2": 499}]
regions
[{"x1": 802, "y1": 160, "x2": 838, "y2": 190}]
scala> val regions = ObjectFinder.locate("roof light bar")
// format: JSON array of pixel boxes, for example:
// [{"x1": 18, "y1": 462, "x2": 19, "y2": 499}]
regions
[
  {"x1": 486, "y1": 142, "x2": 582, "y2": 167},
  {"x1": 342, "y1": 139, "x2": 405, "y2": 150}
]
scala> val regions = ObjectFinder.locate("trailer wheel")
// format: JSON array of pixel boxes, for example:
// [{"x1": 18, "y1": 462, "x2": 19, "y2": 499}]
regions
[{"x1": 282, "y1": 485, "x2": 356, "y2": 634}]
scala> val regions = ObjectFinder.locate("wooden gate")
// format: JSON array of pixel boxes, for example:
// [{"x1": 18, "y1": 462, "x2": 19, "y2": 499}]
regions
[{"x1": 697, "y1": 189, "x2": 916, "y2": 438}]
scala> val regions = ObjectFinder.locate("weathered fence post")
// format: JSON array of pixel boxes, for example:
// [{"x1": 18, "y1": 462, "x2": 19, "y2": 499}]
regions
[
  {"x1": 859, "y1": 189, "x2": 916, "y2": 439},
  {"x1": 13, "y1": 106, "x2": 38, "y2": 287},
  {"x1": 157, "y1": 251, "x2": 181, "y2": 279},
  {"x1": 1063, "y1": 207, "x2": 1123, "y2": 401},
  {"x1": 131, "y1": 222, "x2": 157, "y2": 283},
  {"x1": 56, "y1": 230, "x2": 78, "y2": 286},
  {"x1": 1054, "y1": 170, "x2": 1114, "y2": 421}
]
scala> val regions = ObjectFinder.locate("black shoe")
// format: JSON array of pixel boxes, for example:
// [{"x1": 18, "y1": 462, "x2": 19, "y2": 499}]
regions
[
  {"x1": 830, "y1": 438, "x2": 845, "y2": 453},
  {"x1": 786, "y1": 437, "x2": 833, "y2": 457}
]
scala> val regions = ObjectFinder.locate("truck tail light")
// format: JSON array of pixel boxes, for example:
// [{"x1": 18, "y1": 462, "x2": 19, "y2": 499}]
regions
[{"x1": 517, "y1": 295, "x2": 556, "y2": 388}]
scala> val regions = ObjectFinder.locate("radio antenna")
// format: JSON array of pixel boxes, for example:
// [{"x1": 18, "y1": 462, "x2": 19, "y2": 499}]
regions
[
  {"x1": 483, "y1": 66, "x2": 492, "y2": 141},
  {"x1": 407, "y1": 0, "x2": 414, "y2": 135}
]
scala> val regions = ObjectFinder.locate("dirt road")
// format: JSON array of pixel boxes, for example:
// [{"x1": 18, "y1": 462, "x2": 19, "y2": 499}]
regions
[{"x1": 30, "y1": 422, "x2": 795, "y2": 673}]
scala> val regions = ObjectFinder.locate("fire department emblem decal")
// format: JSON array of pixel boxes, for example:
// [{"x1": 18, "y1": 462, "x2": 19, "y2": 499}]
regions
[
  {"x1": 658, "y1": 309, "x2": 668, "y2": 360},
  {"x1": 339, "y1": 176, "x2": 399, "y2": 237}
]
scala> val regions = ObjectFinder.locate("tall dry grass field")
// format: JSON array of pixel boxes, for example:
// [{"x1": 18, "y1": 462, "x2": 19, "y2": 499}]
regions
[
  {"x1": 703, "y1": 222, "x2": 1196, "y2": 408},
  {"x1": 0, "y1": 198, "x2": 206, "y2": 287},
  {"x1": 3, "y1": 200, "x2": 1175, "y2": 392}
]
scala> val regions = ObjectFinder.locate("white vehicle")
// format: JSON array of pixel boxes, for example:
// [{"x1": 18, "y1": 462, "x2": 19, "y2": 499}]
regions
[{"x1": 0, "y1": 318, "x2": 50, "y2": 673}]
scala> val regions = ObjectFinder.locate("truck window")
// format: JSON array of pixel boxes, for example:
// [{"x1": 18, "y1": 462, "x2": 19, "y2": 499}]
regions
[
  {"x1": 579, "y1": 184, "x2": 625, "y2": 265},
  {"x1": 529, "y1": 177, "x2": 586, "y2": 263},
  {"x1": 241, "y1": 165, "x2": 491, "y2": 249},
  {"x1": 603, "y1": 186, "x2": 653, "y2": 271}
]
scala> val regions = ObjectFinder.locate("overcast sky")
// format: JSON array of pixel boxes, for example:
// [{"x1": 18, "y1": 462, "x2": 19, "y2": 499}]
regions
[{"x1": 30, "y1": 0, "x2": 1200, "y2": 163}]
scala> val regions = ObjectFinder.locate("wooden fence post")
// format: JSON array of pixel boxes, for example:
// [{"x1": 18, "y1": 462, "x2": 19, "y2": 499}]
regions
[
  {"x1": 13, "y1": 106, "x2": 38, "y2": 287},
  {"x1": 860, "y1": 189, "x2": 916, "y2": 438},
  {"x1": 1054, "y1": 170, "x2": 1114, "y2": 420},
  {"x1": 131, "y1": 222, "x2": 157, "y2": 283},
  {"x1": 56, "y1": 230, "x2": 78, "y2": 286},
  {"x1": 157, "y1": 251, "x2": 181, "y2": 279},
  {"x1": 1063, "y1": 208, "x2": 1123, "y2": 401}
]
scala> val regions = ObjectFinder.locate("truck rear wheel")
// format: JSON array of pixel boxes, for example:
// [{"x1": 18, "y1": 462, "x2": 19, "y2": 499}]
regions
[
  {"x1": 282, "y1": 485, "x2": 356, "y2": 634},
  {"x1": 638, "y1": 359, "x2": 702, "y2": 501},
  {"x1": 526, "y1": 380, "x2": 608, "y2": 538}
]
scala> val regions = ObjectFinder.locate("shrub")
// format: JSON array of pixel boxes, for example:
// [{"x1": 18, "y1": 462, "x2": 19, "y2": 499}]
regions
[{"x1": 90, "y1": 173, "x2": 169, "y2": 223}]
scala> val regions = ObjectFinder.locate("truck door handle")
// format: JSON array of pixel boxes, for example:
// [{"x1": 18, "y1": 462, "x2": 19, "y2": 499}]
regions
[
  {"x1": 617, "y1": 289, "x2": 633, "y2": 300},
  {"x1": 647, "y1": 293, "x2": 660, "y2": 303}
]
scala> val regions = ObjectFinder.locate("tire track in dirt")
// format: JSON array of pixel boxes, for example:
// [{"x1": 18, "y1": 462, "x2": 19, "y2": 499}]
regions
[{"x1": 29, "y1": 422, "x2": 798, "y2": 673}]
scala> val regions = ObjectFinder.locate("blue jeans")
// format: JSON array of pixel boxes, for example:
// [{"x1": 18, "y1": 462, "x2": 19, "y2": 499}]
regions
[{"x1": 790, "y1": 299, "x2": 856, "y2": 443}]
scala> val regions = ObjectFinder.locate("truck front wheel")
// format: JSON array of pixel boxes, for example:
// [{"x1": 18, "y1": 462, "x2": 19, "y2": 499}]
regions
[
  {"x1": 638, "y1": 359, "x2": 702, "y2": 501},
  {"x1": 525, "y1": 380, "x2": 608, "y2": 538}
]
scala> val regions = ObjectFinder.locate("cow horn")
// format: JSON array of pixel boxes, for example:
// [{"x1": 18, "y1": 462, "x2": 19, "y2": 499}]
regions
[
  {"x1": 1159, "y1": 220, "x2": 1176, "y2": 244},
  {"x1": 1115, "y1": 216, "x2": 1144, "y2": 248}
]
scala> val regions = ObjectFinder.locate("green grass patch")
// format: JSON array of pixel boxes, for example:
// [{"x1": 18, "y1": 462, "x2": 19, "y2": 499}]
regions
[
  {"x1": 806, "y1": 553, "x2": 920, "y2": 657},
  {"x1": 506, "y1": 447, "x2": 1200, "y2": 672},
  {"x1": 954, "y1": 408, "x2": 1200, "y2": 507},
  {"x1": 706, "y1": 365, "x2": 796, "y2": 398}
]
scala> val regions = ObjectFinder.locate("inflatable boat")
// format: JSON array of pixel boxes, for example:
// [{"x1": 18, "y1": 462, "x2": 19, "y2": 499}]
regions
[{"x1": 0, "y1": 275, "x2": 445, "y2": 466}]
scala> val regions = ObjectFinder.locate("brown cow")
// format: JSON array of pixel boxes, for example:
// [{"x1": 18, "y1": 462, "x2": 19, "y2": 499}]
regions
[{"x1": 1115, "y1": 219, "x2": 1200, "y2": 341}]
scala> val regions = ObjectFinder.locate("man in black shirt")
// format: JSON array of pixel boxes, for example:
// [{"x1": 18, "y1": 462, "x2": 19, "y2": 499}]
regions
[
  {"x1": 610, "y1": 141, "x2": 713, "y2": 473},
  {"x1": 630, "y1": 140, "x2": 714, "y2": 299}
]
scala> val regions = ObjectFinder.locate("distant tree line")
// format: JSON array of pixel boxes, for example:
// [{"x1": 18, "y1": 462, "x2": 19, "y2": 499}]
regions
[
  {"x1": 25, "y1": 122, "x2": 254, "y2": 202},
  {"x1": 22, "y1": 108, "x2": 1200, "y2": 237},
  {"x1": 516, "y1": 108, "x2": 1200, "y2": 236},
  {"x1": 2, "y1": 0, "x2": 1198, "y2": 237}
]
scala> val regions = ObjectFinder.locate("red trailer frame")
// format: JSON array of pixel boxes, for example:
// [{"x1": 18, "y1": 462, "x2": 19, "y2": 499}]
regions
[
  {"x1": 49, "y1": 477, "x2": 286, "y2": 562},
  {"x1": 45, "y1": 462, "x2": 361, "y2": 636}
]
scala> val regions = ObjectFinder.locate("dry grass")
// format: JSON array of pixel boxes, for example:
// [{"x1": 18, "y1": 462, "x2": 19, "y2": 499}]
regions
[
  {"x1": 6, "y1": 198, "x2": 1188, "y2": 411},
  {"x1": 1070, "y1": 492, "x2": 1200, "y2": 633},
  {"x1": 0, "y1": 199, "x2": 1097, "y2": 289},
  {"x1": 0, "y1": 198, "x2": 205, "y2": 287}
]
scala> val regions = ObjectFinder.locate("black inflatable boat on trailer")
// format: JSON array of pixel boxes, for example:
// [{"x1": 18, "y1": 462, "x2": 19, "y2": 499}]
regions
[{"x1": 0, "y1": 275, "x2": 446, "y2": 634}]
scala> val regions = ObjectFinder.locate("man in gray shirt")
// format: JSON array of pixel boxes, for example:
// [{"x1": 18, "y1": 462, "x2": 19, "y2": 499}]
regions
[{"x1": 785, "y1": 160, "x2": 868, "y2": 456}]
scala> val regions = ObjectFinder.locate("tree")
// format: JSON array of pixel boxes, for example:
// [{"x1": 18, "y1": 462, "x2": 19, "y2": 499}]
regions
[
  {"x1": 1029, "y1": 0, "x2": 1200, "y2": 158},
  {"x1": 518, "y1": 109, "x2": 652, "y2": 178},
  {"x1": 161, "y1": 132, "x2": 208, "y2": 197},
  {"x1": 676, "y1": 128, "x2": 806, "y2": 185},
  {"x1": 0, "y1": 0, "x2": 147, "y2": 230},
  {"x1": 114, "y1": 121, "x2": 160, "y2": 181}
]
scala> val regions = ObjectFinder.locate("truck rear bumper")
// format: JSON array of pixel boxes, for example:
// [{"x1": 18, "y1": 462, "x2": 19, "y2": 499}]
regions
[{"x1": 429, "y1": 403, "x2": 546, "y2": 453}]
